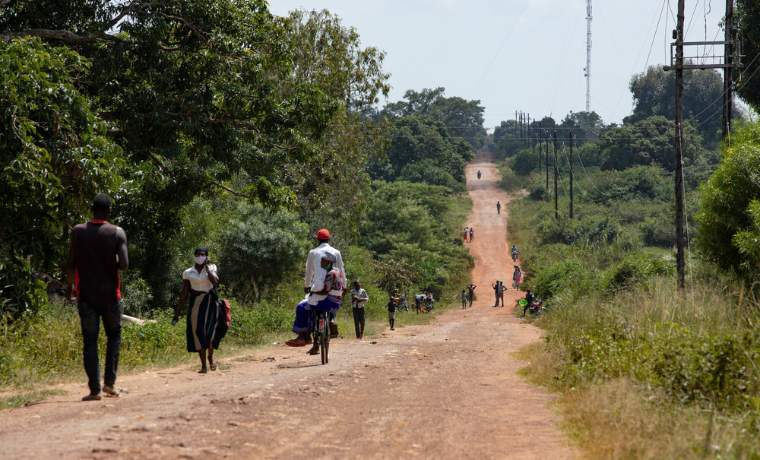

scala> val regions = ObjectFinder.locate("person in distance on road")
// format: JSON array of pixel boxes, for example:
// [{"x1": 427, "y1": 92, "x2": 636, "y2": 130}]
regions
[
  {"x1": 386, "y1": 296, "x2": 398, "y2": 330},
  {"x1": 469, "y1": 227, "x2": 474, "y2": 242},
  {"x1": 461, "y1": 290, "x2": 468, "y2": 309},
  {"x1": 463, "y1": 227, "x2": 469, "y2": 243},
  {"x1": 496, "y1": 201, "x2": 501, "y2": 214},
  {"x1": 350, "y1": 280, "x2": 369, "y2": 340},
  {"x1": 513, "y1": 266, "x2": 523, "y2": 290},
  {"x1": 303, "y1": 229, "x2": 347, "y2": 333},
  {"x1": 415, "y1": 293, "x2": 425, "y2": 314},
  {"x1": 491, "y1": 280, "x2": 499, "y2": 307},
  {"x1": 466, "y1": 283, "x2": 477, "y2": 307},
  {"x1": 173, "y1": 247, "x2": 221, "y2": 373},
  {"x1": 66, "y1": 193, "x2": 129, "y2": 401}
]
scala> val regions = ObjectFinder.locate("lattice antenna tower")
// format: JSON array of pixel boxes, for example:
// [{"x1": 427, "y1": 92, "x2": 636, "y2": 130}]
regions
[{"x1": 584, "y1": 0, "x2": 592, "y2": 113}]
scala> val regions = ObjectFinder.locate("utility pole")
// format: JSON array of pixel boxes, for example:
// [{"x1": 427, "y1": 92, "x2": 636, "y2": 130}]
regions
[
  {"x1": 570, "y1": 133, "x2": 574, "y2": 219},
  {"x1": 515, "y1": 111, "x2": 518, "y2": 139},
  {"x1": 674, "y1": 0, "x2": 686, "y2": 291},
  {"x1": 527, "y1": 114, "x2": 531, "y2": 146},
  {"x1": 538, "y1": 122, "x2": 542, "y2": 173},
  {"x1": 723, "y1": 0, "x2": 735, "y2": 140},
  {"x1": 553, "y1": 131, "x2": 559, "y2": 220},
  {"x1": 545, "y1": 130, "x2": 549, "y2": 189}
]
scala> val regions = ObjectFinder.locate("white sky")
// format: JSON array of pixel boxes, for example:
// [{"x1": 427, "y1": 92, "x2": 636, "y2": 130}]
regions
[{"x1": 269, "y1": 0, "x2": 726, "y2": 129}]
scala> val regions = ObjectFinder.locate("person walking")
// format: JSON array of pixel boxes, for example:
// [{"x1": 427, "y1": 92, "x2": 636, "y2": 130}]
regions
[
  {"x1": 496, "y1": 201, "x2": 501, "y2": 215},
  {"x1": 173, "y1": 247, "x2": 220, "y2": 373},
  {"x1": 513, "y1": 266, "x2": 523, "y2": 290},
  {"x1": 350, "y1": 280, "x2": 369, "y2": 339},
  {"x1": 65, "y1": 193, "x2": 129, "y2": 401},
  {"x1": 461, "y1": 290, "x2": 468, "y2": 309},
  {"x1": 496, "y1": 281, "x2": 506, "y2": 307},
  {"x1": 466, "y1": 283, "x2": 477, "y2": 307},
  {"x1": 386, "y1": 296, "x2": 398, "y2": 330},
  {"x1": 463, "y1": 227, "x2": 469, "y2": 243},
  {"x1": 469, "y1": 227, "x2": 474, "y2": 242}
]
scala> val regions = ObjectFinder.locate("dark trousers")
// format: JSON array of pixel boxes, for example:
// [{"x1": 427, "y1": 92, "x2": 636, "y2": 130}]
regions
[
  {"x1": 78, "y1": 299, "x2": 122, "y2": 394},
  {"x1": 353, "y1": 307, "x2": 365, "y2": 338},
  {"x1": 496, "y1": 293, "x2": 504, "y2": 307}
]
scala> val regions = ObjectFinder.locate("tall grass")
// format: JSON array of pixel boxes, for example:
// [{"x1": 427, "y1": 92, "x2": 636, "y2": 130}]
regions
[{"x1": 507, "y1": 183, "x2": 760, "y2": 459}]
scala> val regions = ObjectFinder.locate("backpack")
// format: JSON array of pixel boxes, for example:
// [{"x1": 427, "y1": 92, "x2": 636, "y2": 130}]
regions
[{"x1": 219, "y1": 299, "x2": 232, "y2": 327}]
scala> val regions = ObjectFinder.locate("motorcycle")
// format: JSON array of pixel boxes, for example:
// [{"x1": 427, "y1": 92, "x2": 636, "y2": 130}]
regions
[
  {"x1": 477, "y1": 171, "x2": 481, "y2": 179},
  {"x1": 511, "y1": 250, "x2": 518, "y2": 262},
  {"x1": 518, "y1": 299, "x2": 545, "y2": 316}
]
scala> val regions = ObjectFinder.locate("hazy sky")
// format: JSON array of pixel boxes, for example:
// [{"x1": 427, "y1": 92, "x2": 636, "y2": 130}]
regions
[{"x1": 269, "y1": 0, "x2": 726, "y2": 129}]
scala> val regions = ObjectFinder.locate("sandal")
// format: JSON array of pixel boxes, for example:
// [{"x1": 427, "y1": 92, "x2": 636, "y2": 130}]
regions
[
  {"x1": 210, "y1": 361, "x2": 218, "y2": 371},
  {"x1": 286, "y1": 339, "x2": 307, "y2": 347}
]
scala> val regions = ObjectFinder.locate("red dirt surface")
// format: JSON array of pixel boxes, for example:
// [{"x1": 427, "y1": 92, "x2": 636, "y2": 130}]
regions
[{"x1": 0, "y1": 152, "x2": 576, "y2": 459}]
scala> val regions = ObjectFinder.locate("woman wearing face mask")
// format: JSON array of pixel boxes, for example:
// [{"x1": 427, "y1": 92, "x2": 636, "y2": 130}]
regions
[{"x1": 173, "y1": 247, "x2": 220, "y2": 373}]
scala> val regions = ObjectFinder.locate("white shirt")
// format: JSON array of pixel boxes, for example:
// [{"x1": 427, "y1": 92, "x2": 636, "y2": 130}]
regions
[
  {"x1": 350, "y1": 288, "x2": 369, "y2": 308},
  {"x1": 183, "y1": 264, "x2": 217, "y2": 292},
  {"x1": 304, "y1": 243, "x2": 347, "y2": 288}
]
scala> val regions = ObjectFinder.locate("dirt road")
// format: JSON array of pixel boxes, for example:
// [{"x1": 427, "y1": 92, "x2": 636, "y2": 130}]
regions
[{"x1": 1, "y1": 152, "x2": 575, "y2": 459}]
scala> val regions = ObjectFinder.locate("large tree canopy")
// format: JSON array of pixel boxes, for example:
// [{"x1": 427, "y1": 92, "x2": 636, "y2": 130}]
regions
[
  {"x1": 382, "y1": 87, "x2": 487, "y2": 149},
  {"x1": 626, "y1": 65, "x2": 736, "y2": 144},
  {"x1": 736, "y1": 0, "x2": 760, "y2": 110}
]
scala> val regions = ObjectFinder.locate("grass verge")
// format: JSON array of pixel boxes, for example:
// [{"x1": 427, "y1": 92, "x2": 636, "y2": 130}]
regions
[{"x1": 0, "y1": 389, "x2": 67, "y2": 410}]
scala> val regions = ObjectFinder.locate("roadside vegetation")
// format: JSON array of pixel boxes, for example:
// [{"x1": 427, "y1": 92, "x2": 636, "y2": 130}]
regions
[
  {"x1": 498, "y1": 88, "x2": 760, "y2": 456},
  {"x1": 0, "y1": 4, "x2": 476, "y2": 397}
]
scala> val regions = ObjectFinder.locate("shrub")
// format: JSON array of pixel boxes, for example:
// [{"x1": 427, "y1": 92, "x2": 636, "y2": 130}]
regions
[{"x1": 601, "y1": 253, "x2": 673, "y2": 294}]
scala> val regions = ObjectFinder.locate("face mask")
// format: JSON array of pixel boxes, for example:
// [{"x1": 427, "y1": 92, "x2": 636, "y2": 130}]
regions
[
  {"x1": 324, "y1": 264, "x2": 332, "y2": 272},
  {"x1": 195, "y1": 256, "x2": 206, "y2": 265}
]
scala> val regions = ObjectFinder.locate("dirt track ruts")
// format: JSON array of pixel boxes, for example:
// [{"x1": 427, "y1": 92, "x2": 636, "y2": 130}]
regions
[{"x1": 0, "y1": 151, "x2": 576, "y2": 459}]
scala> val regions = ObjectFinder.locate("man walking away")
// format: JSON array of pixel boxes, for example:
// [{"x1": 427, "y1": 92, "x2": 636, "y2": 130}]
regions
[
  {"x1": 350, "y1": 280, "x2": 368, "y2": 339},
  {"x1": 496, "y1": 201, "x2": 501, "y2": 215},
  {"x1": 466, "y1": 283, "x2": 477, "y2": 307},
  {"x1": 386, "y1": 296, "x2": 397, "y2": 330},
  {"x1": 66, "y1": 194, "x2": 129, "y2": 401}
]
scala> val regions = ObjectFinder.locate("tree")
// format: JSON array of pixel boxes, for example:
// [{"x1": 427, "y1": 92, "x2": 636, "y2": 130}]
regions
[
  {"x1": 368, "y1": 116, "x2": 472, "y2": 191},
  {"x1": 626, "y1": 65, "x2": 735, "y2": 144},
  {"x1": 0, "y1": 38, "x2": 121, "y2": 314},
  {"x1": 382, "y1": 87, "x2": 486, "y2": 149},
  {"x1": 696, "y1": 120, "x2": 760, "y2": 277},
  {"x1": 736, "y1": 0, "x2": 760, "y2": 110},
  {"x1": 597, "y1": 116, "x2": 707, "y2": 172},
  {"x1": 220, "y1": 204, "x2": 309, "y2": 301},
  {"x1": 559, "y1": 111, "x2": 605, "y2": 145}
]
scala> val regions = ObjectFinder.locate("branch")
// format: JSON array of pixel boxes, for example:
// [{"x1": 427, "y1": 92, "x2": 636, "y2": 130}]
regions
[
  {"x1": 2, "y1": 28, "x2": 132, "y2": 44},
  {"x1": 146, "y1": 151, "x2": 172, "y2": 175},
  {"x1": 210, "y1": 181, "x2": 252, "y2": 198},
  {"x1": 0, "y1": 0, "x2": 14, "y2": 6}
]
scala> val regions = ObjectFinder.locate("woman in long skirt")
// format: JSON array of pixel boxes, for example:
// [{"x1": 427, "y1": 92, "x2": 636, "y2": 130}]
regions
[{"x1": 173, "y1": 247, "x2": 220, "y2": 373}]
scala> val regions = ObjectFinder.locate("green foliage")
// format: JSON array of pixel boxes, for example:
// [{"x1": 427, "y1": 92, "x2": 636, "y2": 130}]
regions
[
  {"x1": 497, "y1": 164, "x2": 521, "y2": 192},
  {"x1": 601, "y1": 253, "x2": 674, "y2": 294},
  {"x1": 598, "y1": 116, "x2": 707, "y2": 172},
  {"x1": 0, "y1": 38, "x2": 121, "y2": 313},
  {"x1": 736, "y1": 0, "x2": 760, "y2": 111},
  {"x1": 509, "y1": 148, "x2": 542, "y2": 175},
  {"x1": 374, "y1": 259, "x2": 416, "y2": 296},
  {"x1": 532, "y1": 259, "x2": 589, "y2": 299},
  {"x1": 359, "y1": 181, "x2": 472, "y2": 298},
  {"x1": 696, "y1": 120, "x2": 760, "y2": 277},
  {"x1": 382, "y1": 87, "x2": 486, "y2": 149},
  {"x1": 220, "y1": 204, "x2": 309, "y2": 301},
  {"x1": 536, "y1": 214, "x2": 620, "y2": 246},
  {"x1": 626, "y1": 65, "x2": 730, "y2": 143}
]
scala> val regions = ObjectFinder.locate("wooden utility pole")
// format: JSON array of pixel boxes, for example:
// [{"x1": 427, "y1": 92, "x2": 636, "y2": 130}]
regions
[
  {"x1": 674, "y1": 0, "x2": 686, "y2": 291},
  {"x1": 722, "y1": 0, "x2": 735, "y2": 140},
  {"x1": 519, "y1": 112, "x2": 523, "y2": 142},
  {"x1": 553, "y1": 131, "x2": 559, "y2": 220},
  {"x1": 515, "y1": 111, "x2": 518, "y2": 139},
  {"x1": 545, "y1": 130, "x2": 549, "y2": 189},
  {"x1": 527, "y1": 114, "x2": 531, "y2": 146},
  {"x1": 538, "y1": 122, "x2": 542, "y2": 173},
  {"x1": 569, "y1": 133, "x2": 574, "y2": 219}
]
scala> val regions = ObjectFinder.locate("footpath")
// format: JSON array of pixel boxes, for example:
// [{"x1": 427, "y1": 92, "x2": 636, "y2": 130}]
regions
[{"x1": 0, "y1": 151, "x2": 576, "y2": 459}]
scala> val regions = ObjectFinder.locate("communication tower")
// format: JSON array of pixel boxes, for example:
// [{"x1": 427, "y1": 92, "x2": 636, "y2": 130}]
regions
[{"x1": 585, "y1": 0, "x2": 592, "y2": 113}]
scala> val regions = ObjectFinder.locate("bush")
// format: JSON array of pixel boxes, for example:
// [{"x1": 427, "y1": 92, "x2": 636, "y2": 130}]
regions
[
  {"x1": 601, "y1": 253, "x2": 674, "y2": 294},
  {"x1": 537, "y1": 215, "x2": 620, "y2": 246}
]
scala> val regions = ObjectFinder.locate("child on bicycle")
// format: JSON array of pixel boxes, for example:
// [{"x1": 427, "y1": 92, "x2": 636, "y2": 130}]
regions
[{"x1": 286, "y1": 253, "x2": 343, "y2": 351}]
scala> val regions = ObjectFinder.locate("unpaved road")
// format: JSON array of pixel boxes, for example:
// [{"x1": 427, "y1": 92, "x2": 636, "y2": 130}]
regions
[{"x1": 1, "y1": 152, "x2": 575, "y2": 459}]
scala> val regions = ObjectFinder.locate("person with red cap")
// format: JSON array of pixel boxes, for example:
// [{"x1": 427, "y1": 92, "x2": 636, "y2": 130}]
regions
[{"x1": 289, "y1": 229, "x2": 347, "y2": 354}]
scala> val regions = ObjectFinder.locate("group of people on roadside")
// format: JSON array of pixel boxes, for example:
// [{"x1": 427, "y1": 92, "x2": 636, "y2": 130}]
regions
[{"x1": 463, "y1": 227, "x2": 474, "y2": 243}]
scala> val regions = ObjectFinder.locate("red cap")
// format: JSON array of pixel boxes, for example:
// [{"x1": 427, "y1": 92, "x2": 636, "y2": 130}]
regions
[{"x1": 317, "y1": 229, "x2": 330, "y2": 240}]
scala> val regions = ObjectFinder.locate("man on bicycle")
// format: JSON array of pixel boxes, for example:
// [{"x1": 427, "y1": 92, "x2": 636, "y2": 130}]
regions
[{"x1": 286, "y1": 253, "x2": 343, "y2": 353}]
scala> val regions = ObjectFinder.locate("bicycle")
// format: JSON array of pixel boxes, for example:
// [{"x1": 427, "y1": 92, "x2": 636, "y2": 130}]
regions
[{"x1": 312, "y1": 310, "x2": 331, "y2": 365}]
